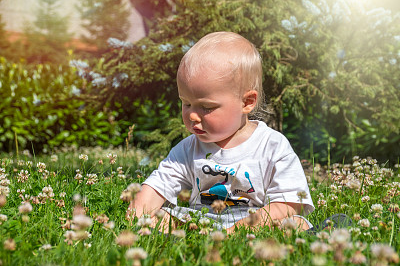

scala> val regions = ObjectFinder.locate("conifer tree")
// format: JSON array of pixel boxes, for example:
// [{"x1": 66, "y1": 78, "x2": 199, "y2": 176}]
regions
[
  {"x1": 23, "y1": 0, "x2": 72, "y2": 64},
  {"x1": 0, "y1": 0, "x2": 10, "y2": 56},
  {"x1": 77, "y1": 0, "x2": 131, "y2": 57}
]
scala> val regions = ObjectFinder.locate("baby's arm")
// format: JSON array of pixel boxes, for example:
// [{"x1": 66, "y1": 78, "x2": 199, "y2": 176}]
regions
[
  {"x1": 126, "y1": 184, "x2": 166, "y2": 220},
  {"x1": 226, "y1": 202, "x2": 307, "y2": 234}
]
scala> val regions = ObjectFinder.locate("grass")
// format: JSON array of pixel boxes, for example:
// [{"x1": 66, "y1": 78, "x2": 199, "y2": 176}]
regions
[{"x1": 0, "y1": 147, "x2": 399, "y2": 265}]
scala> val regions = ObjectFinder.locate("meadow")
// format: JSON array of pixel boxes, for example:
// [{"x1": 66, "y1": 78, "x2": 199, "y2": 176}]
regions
[{"x1": 0, "y1": 147, "x2": 399, "y2": 265}]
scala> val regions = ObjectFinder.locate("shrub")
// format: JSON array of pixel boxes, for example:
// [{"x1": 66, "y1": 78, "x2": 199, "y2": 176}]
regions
[{"x1": 0, "y1": 57, "x2": 122, "y2": 153}]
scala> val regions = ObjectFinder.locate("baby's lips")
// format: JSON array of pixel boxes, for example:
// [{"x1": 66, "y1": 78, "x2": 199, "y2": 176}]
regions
[{"x1": 193, "y1": 128, "x2": 206, "y2": 134}]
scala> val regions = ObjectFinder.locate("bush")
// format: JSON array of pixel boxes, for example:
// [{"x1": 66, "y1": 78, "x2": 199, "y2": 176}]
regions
[{"x1": 0, "y1": 57, "x2": 123, "y2": 153}]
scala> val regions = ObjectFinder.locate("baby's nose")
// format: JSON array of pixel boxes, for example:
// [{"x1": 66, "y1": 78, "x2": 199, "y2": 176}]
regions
[{"x1": 189, "y1": 112, "x2": 201, "y2": 122}]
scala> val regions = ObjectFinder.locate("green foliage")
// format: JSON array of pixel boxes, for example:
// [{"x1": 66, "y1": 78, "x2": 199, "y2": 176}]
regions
[
  {"x1": 280, "y1": 0, "x2": 400, "y2": 162},
  {"x1": 77, "y1": 0, "x2": 131, "y2": 57},
  {"x1": 0, "y1": 57, "x2": 123, "y2": 153},
  {"x1": 20, "y1": 0, "x2": 72, "y2": 64},
  {"x1": 143, "y1": 117, "x2": 190, "y2": 164},
  {"x1": 78, "y1": 0, "x2": 400, "y2": 162},
  {"x1": 124, "y1": 96, "x2": 180, "y2": 147}
]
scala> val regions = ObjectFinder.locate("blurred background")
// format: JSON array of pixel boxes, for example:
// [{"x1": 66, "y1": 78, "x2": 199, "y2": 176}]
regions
[{"x1": 0, "y1": 0, "x2": 399, "y2": 164}]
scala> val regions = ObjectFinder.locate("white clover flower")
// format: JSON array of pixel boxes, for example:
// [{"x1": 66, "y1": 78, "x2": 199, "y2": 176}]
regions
[
  {"x1": 211, "y1": 199, "x2": 226, "y2": 214},
  {"x1": 42, "y1": 186, "x2": 53, "y2": 194},
  {"x1": 246, "y1": 233, "x2": 256, "y2": 240},
  {"x1": 312, "y1": 256, "x2": 327, "y2": 266},
  {"x1": 115, "y1": 230, "x2": 137, "y2": 246},
  {"x1": 361, "y1": 196, "x2": 370, "y2": 202},
  {"x1": 64, "y1": 230, "x2": 76, "y2": 241},
  {"x1": 41, "y1": 244, "x2": 52, "y2": 250},
  {"x1": 349, "y1": 227, "x2": 361, "y2": 236},
  {"x1": 3, "y1": 238, "x2": 16, "y2": 251},
  {"x1": 18, "y1": 202, "x2": 33, "y2": 214},
  {"x1": 50, "y1": 155, "x2": 58, "y2": 162},
  {"x1": 73, "y1": 194, "x2": 81, "y2": 202},
  {"x1": 155, "y1": 209, "x2": 165, "y2": 219},
  {"x1": 127, "y1": 183, "x2": 141, "y2": 194},
  {"x1": 74, "y1": 230, "x2": 91, "y2": 240},
  {"x1": 103, "y1": 221, "x2": 115, "y2": 230},
  {"x1": 107, "y1": 153, "x2": 117, "y2": 164},
  {"x1": 72, "y1": 214, "x2": 93, "y2": 231},
  {"x1": 78, "y1": 154, "x2": 88, "y2": 162},
  {"x1": 316, "y1": 231, "x2": 329, "y2": 240},
  {"x1": 310, "y1": 241, "x2": 330, "y2": 254},
  {"x1": 248, "y1": 208, "x2": 257, "y2": 214},
  {"x1": 0, "y1": 214, "x2": 8, "y2": 222},
  {"x1": 210, "y1": 231, "x2": 225, "y2": 242},
  {"x1": 253, "y1": 239, "x2": 287, "y2": 261},
  {"x1": 358, "y1": 219, "x2": 370, "y2": 228},
  {"x1": 17, "y1": 170, "x2": 30, "y2": 183},
  {"x1": 280, "y1": 218, "x2": 297, "y2": 230},
  {"x1": 199, "y1": 217, "x2": 211, "y2": 226},
  {"x1": 138, "y1": 227, "x2": 151, "y2": 236},
  {"x1": 36, "y1": 162, "x2": 46, "y2": 172},
  {"x1": 137, "y1": 215, "x2": 152, "y2": 227},
  {"x1": 172, "y1": 229, "x2": 186, "y2": 238},
  {"x1": 317, "y1": 199, "x2": 327, "y2": 207},
  {"x1": 371, "y1": 204, "x2": 383, "y2": 213},
  {"x1": 370, "y1": 243, "x2": 398, "y2": 261},
  {"x1": 297, "y1": 190, "x2": 308, "y2": 200},
  {"x1": 347, "y1": 179, "x2": 361, "y2": 190},
  {"x1": 0, "y1": 185, "x2": 10, "y2": 196},
  {"x1": 125, "y1": 247, "x2": 148, "y2": 260},
  {"x1": 181, "y1": 213, "x2": 192, "y2": 222},
  {"x1": 329, "y1": 229, "x2": 351, "y2": 246},
  {"x1": 330, "y1": 194, "x2": 338, "y2": 201},
  {"x1": 0, "y1": 179, "x2": 10, "y2": 186}
]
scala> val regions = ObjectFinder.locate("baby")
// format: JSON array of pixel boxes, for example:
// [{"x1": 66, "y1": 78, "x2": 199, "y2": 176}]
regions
[{"x1": 127, "y1": 31, "x2": 314, "y2": 233}]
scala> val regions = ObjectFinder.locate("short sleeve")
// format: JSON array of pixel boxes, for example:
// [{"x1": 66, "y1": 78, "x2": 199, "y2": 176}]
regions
[
  {"x1": 265, "y1": 152, "x2": 315, "y2": 215},
  {"x1": 142, "y1": 143, "x2": 193, "y2": 206}
]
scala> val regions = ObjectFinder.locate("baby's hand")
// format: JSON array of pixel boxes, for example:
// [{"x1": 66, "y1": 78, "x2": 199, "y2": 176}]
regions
[{"x1": 225, "y1": 225, "x2": 236, "y2": 235}]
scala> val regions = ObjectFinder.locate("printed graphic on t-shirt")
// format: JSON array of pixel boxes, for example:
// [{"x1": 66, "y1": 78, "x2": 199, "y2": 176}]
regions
[{"x1": 195, "y1": 162, "x2": 255, "y2": 206}]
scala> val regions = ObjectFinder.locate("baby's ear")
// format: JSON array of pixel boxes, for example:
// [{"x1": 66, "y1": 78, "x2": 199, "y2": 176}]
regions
[{"x1": 242, "y1": 90, "x2": 258, "y2": 114}]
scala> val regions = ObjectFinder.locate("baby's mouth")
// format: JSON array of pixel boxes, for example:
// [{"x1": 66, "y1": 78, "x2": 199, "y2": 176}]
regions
[{"x1": 193, "y1": 128, "x2": 206, "y2": 135}]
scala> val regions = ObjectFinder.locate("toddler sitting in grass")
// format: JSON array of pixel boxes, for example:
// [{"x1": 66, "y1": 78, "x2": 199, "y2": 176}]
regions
[{"x1": 127, "y1": 31, "x2": 315, "y2": 234}]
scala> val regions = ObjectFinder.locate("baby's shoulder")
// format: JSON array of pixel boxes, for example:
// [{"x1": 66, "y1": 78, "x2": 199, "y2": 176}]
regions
[
  {"x1": 251, "y1": 121, "x2": 294, "y2": 157},
  {"x1": 253, "y1": 121, "x2": 290, "y2": 145}
]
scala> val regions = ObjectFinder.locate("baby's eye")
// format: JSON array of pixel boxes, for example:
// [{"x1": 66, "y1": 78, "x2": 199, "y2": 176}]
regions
[{"x1": 202, "y1": 106, "x2": 216, "y2": 113}]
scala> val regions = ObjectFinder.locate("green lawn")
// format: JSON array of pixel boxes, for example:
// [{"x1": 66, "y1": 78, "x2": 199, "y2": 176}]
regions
[{"x1": 0, "y1": 148, "x2": 399, "y2": 265}]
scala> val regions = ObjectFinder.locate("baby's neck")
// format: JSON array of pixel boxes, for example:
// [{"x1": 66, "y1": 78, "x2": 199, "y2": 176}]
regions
[{"x1": 216, "y1": 120, "x2": 258, "y2": 149}]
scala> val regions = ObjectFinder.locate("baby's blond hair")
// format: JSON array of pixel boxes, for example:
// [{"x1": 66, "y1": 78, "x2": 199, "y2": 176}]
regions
[{"x1": 177, "y1": 31, "x2": 263, "y2": 113}]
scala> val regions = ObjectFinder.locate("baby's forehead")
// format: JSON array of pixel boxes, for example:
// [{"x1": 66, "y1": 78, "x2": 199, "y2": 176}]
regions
[{"x1": 181, "y1": 49, "x2": 238, "y2": 78}]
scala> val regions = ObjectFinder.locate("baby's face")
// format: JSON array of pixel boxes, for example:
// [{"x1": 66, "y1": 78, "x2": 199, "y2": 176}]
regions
[{"x1": 178, "y1": 67, "x2": 248, "y2": 148}]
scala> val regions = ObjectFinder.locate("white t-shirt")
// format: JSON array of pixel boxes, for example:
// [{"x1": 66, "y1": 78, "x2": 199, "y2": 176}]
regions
[{"x1": 144, "y1": 121, "x2": 314, "y2": 215}]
